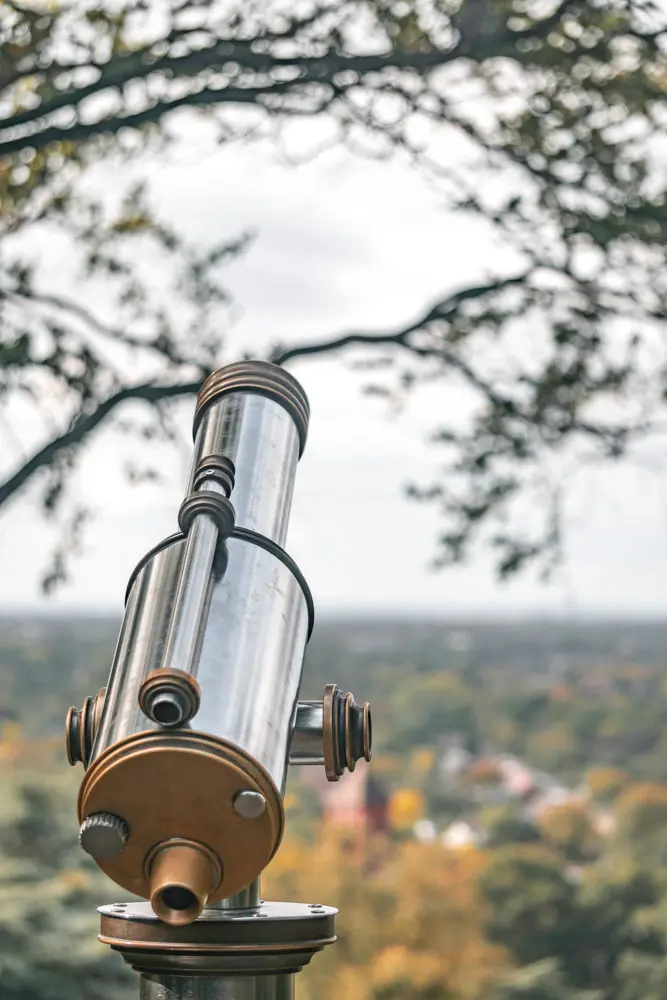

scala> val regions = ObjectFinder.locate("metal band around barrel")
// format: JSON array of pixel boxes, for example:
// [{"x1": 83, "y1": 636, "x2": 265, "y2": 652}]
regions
[
  {"x1": 193, "y1": 361, "x2": 310, "y2": 458},
  {"x1": 125, "y1": 530, "x2": 315, "y2": 638}
]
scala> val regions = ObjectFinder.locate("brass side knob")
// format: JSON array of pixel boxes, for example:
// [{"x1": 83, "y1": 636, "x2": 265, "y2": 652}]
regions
[
  {"x1": 323, "y1": 684, "x2": 372, "y2": 782},
  {"x1": 65, "y1": 688, "x2": 105, "y2": 767}
]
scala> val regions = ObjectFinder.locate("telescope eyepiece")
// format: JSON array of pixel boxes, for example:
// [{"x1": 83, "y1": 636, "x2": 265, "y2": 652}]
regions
[
  {"x1": 151, "y1": 693, "x2": 186, "y2": 727},
  {"x1": 148, "y1": 840, "x2": 221, "y2": 926},
  {"x1": 161, "y1": 886, "x2": 197, "y2": 912}
]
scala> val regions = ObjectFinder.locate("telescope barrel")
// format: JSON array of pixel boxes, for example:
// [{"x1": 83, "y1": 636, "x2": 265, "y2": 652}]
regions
[
  {"x1": 66, "y1": 361, "x2": 371, "y2": 930},
  {"x1": 189, "y1": 363, "x2": 308, "y2": 544}
]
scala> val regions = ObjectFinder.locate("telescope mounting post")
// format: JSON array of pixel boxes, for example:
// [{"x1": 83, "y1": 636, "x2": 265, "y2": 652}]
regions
[{"x1": 65, "y1": 362, "x2": 372, "y2": 1000}]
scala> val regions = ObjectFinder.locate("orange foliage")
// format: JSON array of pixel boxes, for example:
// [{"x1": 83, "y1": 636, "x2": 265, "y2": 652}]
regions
[
  {"x1": 264, "y1": 827, "x2": 508, "y2": 1000},
  {"x1": 614, "y1": 781, "x2": 667, "y2": 843},
  {"x1": 388, "y1": 788, "x2": 425, "y2": 831}
]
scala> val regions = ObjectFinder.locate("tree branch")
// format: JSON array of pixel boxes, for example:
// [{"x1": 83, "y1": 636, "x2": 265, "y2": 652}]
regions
[
  {"x1": 1, "y1": 40, "x2": 462, "y2": 136},
  {"x1": 0, "y1": 379, "x2": 201, "y2": 510},
  {"x1": 0, "y1": 0, "x2": 592, "y2": 158},
  {"x1": 3, "y1": 285, "x2": 204, "y2": 367},
  {"x1": 272, "y1": 274, "x2": 530, "y2": 365}
]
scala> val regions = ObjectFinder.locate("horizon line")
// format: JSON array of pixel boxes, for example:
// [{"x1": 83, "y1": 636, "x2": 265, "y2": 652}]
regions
[{"x1": 0, "y1": 604, "x2": 665, "y2": 623}]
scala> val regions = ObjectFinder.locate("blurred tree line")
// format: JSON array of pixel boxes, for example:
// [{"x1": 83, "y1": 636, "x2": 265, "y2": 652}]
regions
[
  {"x1": 8, "y1": 752, "x2": 667, "y2": 1000},
  {"x1": 4, "y1": 616, "x2": 667, "y2": 998},
  {"x1": 5, "y1": 616, "x2": 667, "y2": 789}
]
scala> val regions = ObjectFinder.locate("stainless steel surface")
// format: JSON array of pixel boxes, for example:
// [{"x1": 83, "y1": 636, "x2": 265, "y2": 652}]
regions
[
  {"x1": 208, "y1": 879, "x2": 261, "y2": 910},
  {"x1": 189, "y1": 394, "x2": 299, "y2": 546},
  {"x1": 233, "y1": 791, "x2": 267, "y2": 819},
  {"x1": 79, "y1": 812, "x2": 128, "y2": 859},
  {"x1": 162, "y1": 482, "x2": 225, "y2": 679},
  {"x1": 140, "y1": 974, "x2": 295, "y2": 1000},
  {"x1": 93, "y1": 536, "x2": 309, "y2": 790},
  {"x1": 288, "y1": 701, "x2": 324, "y2": 765}
]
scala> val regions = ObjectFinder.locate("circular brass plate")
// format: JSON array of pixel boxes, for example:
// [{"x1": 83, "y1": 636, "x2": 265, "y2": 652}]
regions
[{"x1": 79, "y1": 732, "x2": 284, "y2": 902}]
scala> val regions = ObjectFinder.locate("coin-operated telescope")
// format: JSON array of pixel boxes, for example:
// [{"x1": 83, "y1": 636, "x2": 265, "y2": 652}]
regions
[{"x1": 65, "y1": 361, "x2": 372, "y2": 1000}]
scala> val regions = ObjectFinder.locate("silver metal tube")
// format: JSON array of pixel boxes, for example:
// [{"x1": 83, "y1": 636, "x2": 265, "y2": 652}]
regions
[
  {"x1": 92, "y1": 535, "x2": 310, "y2": 791},
  {"x1": 208, "y1": 879, "x2": 261, "y2": 910},
  {"x1": 288, "y1": 702, "x2": 324, "y2": 765},
  {"x1": 162, "y1": 481, "x2": 226, "y2": 679},
  {"x1": 190, "y1": 394, "x2": 299, "y2": 546},
  {"x1": 140, "y1": 974, "x2": 294, "y2": 1000}
]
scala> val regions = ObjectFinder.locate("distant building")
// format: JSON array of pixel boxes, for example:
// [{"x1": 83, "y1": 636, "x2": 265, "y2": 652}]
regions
[
  {"x1": 441, "y1": 820, "x2": 481, "y2": 849},
  {"x1": 438, "y1": 734, "x2": 473, "y2": 783},
  {"x1": 413, "y1": 819, "x2": 438, "y2": 842}
]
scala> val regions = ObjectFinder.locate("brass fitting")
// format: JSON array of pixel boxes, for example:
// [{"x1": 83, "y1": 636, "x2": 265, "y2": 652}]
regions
[
  {"x1": 66, "y1": 688, "x2": 106, "y2": 767},
  {"x1": 77, "y1": 730, "x2": 284, "y2": 904},
  {"x1": 323, "y1": 685, "x2": 372, "y2": 782},
  {"x1": 147, "y1": 839, "x2": 222, "y2": 926},
  {"x1": 138, "y1": 668, "x2": 201, "y2": 728}
]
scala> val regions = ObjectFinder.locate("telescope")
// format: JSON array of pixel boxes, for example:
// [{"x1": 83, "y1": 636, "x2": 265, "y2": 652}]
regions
[{"x1": 65, "y1": 361, "x2": 372, "y2": 1000}]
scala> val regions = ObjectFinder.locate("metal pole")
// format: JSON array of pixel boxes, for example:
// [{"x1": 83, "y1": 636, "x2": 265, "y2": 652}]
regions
[{"x1": 139, "y1": 974, "x2": 295, "y2": 1000}]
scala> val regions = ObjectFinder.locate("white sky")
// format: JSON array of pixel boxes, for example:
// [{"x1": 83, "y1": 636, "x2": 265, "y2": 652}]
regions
[{"x1": 1, "y1": 131, "x2": 666, "y2": 617}]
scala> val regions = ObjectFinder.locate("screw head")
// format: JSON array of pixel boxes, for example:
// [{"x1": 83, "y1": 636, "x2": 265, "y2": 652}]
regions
[{"x1": 233, "y1": 790, "x2": 266, "y2": 819}]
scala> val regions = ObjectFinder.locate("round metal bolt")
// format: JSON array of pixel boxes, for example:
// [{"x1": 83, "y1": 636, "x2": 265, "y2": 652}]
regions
[
  {"x1": 233, "y1": 790, "x2": 267, "y2": 819},
  {"x1": 80, "y1": 812, "x2": 129, "y2": 860}
]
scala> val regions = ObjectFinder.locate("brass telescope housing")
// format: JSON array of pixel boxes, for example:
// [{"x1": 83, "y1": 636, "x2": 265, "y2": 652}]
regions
[{"x1": 66, "y1": 361, "x2": 372, "y2": 936}]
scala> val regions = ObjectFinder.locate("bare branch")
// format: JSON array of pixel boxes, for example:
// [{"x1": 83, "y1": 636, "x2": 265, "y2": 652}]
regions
[
  {"x1": 0, "y1": 379, "x2": 201, "y2": 510},
  {"x1": 272, "y1": 274, "x2": 531, "y2": 364}
]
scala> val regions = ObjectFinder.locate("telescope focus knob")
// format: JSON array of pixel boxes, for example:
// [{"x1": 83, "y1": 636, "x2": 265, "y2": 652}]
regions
[
  {"x1": 80, "y1": 812, "x2": 129, "y2": 860},
  {"x1": 323, "y1": 685, "x2": 372, "y2": 782}
]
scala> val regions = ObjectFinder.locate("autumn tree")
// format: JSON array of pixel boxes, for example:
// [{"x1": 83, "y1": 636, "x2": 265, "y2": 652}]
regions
[
  {"x1": 1, "y1": 0, "x2": 667, "y2": 587},
  {"x1": 483, "y1": 806, "x2": 542, "y2": 849},
  {"x1": 613, "y1": 782, "x2": 667, "y2": 866},
  {"x1": 585, "y1": 766, "x2": 629, "y2": 805},
  {"x1": 537, "y1": 801, "x2": 602, "y2": 863},
  {"x1": 480, "y1": 842, "x2": 667, "y2": 1000},
  {"x1": 265, "y1": 827, "x2": 508, "y2": 1000},
  {"x1": 0, "y1": 769, "x2": 134, "y2": 1000}
]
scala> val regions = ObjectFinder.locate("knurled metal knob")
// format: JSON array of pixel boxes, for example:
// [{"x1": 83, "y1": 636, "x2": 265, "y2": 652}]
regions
[
  {"x1": 79, "y1": 812, "x2": 129, "y2": 860},
  {"x1": 323, "y1": 685, "x2": 372, "y2": 782}
]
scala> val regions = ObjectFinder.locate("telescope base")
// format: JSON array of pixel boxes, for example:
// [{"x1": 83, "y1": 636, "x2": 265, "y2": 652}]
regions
[{"x1": 99, "y1": 900, "x2": 336, "y2": 979}]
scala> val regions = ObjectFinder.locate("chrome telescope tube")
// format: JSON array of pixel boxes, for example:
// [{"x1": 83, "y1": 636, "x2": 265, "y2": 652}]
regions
[
  {"x1": 66, "y1": 360, "x2": 375, "y2": 1000},
  {"x1": 65, "y1": 360, "x2": 371, "y2": 944}
]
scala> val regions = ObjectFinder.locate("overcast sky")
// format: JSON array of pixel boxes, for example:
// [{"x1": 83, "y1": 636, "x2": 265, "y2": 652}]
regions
[{"x1": 1, "y1": 131, "x2": 666, "y2": 618}]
